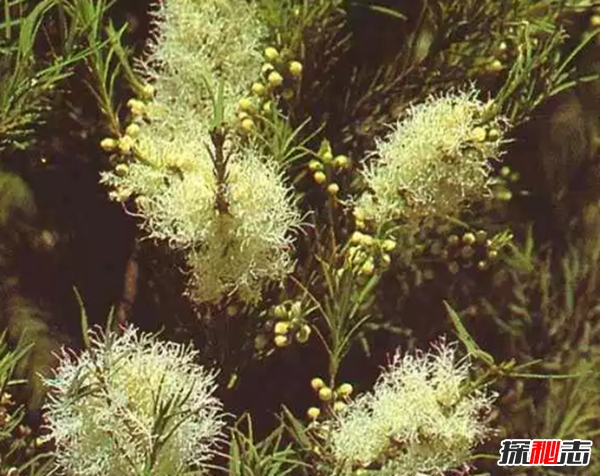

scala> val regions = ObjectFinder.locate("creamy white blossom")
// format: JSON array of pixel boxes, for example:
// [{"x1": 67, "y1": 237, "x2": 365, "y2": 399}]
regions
[
  {"x1": 43, "y1": 325, "x2": 225, "y2": 476},
  {"x1": 328, "y1": 340, "x2": 496, "y2": 475},
  {"x1": 356, "y1": 89, "x2": 508, "y2": 226},
  {"x1": 100, "y1": 0, "x2": 302, "y2": 303}
]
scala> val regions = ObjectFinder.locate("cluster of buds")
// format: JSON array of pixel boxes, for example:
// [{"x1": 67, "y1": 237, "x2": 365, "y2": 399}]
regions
[
  {"x1": 308, "y1": 139, "x2": 350, "y2": 197},
  {"x1": 306, "y1": 378, "x2": 354, "y2": 421},
  {"x1": 412, "y1": 220, "x2": 505, "y2": 279},
  {"x1": 346, "y1": 231, "x2": 396, "y2": 277},
  {"x1": 262, "y1": 300, "x2": 312, "y2": 348},
  {"x1": 492, "y1": 165, "x2": 520, "y2": 202},
  {"x1": 99, "y1": 86, "x2": 156, "y2": 200},
  {"x1": 237, "y1": 46, "x2": 303, "y2": 134}
]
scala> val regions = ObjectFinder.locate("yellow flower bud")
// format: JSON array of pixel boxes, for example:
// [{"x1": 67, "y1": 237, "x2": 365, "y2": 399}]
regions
[
  {"x1": 313, "y1": 171, "x2": 326, "y2": 184},
  {"x1": 333, "y1": 154, "x2": 349, "y2": 169},
  {"x1": 307, "y1": 407, "x2": 321, "y2": 420},
  {"x1": 360, "y1": 258, "x2": 375, "y2": 275},
  {"x1": 381, "y1": 253, "x2": 391, "y2": 267},
  {"x1": 274, "y1": 321, "x2": 291, "y2": 335},
  {"x1": 262, "y1": 101, "x2": 272, "y2": 114},
  {"x1": 274, "y1": 334, "x2": 290, "y2": 347},
  {"x1": 289, "y1": 301, "x2": 302, "y2": 319},
  {"x1": 100, "y1": 137, "x2": 117, "y2": 152},
  {"x1": 337, "y1": 383, "x2": 353, "y2": 397},
  {"x1": 241, "y1": 118, "x2": 255, "y2": 132},
  {"x1": 118, "y1": 135, "x2": 135, "y2": 154},
  {"x1": 268, "y1": 71, "x2": 284, "y2": 87},
  {"x1": 238, "y1": 97, "x2": 253, "y2": 111},
  {"x1": 261, "y1": 63, "x2": 275, "y2": 76},
  {"x1": 351, "y1": 232, "x2": 364, "y2": 244},
  {"x1": 289, "y1": 61, "x2": 303, "y2": 77},
  {"x1": 488, "y1": 128, "x2": 500, "y2": 140},
  {"x1": 327, "y1": 183, "x2": 339, "y2": 195},
  {"x1": 295, "y1": 325, "x2": 311, "y2": 344},
  {"x1": 127, "y1": 98, "x2": 146, "y2": 116},
  {"x1": 125, "y1": 123, "x2": 140, "y2": 138},
  {"x1": 251, "y1": 82, "x2": 266, "y2": 96},
  {"x1": 462, "y1": 232, "x2": 476, "y2": 245},
  {"x1": 311, "y1": 377, "x2": 325, "y2": 391},
  {"x1": 488, "y1": 59, "x2": 503, "y2": 73},
  {"x1": 318, "y1": 387, "x2": 333, "y2": 402},
  {"x1": 273, "y1": 305, "x2": 287, "y2": 319},
  {"x1": 471, "y1": 126, "x2": 487, "y2": 142},
  {"x1": 333, "y1": 401, "x2": 347, "y2": 413},
  {"x1": 308, "y1": 159, "x2": 322, "y2": 171},
  {"x1": 590, "y1": 14, "x2": 600, "y2": 28},
  {"x1": 322, "y1": 150, "x2": 333, "y2": 163},
  {"x1": 382, "y1": 239, "x2": 396, "y2": 251},
  {"x1": 264, "y1": 47, "x2": 280, "y2": 61},
  {"x1": 141, "y1": 84, "x2": 155, "y2": 99}
]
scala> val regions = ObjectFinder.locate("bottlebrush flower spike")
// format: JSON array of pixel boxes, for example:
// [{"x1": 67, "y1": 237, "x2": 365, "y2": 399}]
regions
[
  {"x1": 355, "y1": 89, "x2": 508, "y2": 227},
  {"x1": 43, "y1": 325, "x2": 225, "y2": 476}
]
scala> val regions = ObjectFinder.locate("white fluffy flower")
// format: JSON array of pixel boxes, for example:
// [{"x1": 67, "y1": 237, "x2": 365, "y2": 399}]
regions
[
  {"x1": 328, "y1": 340, "x2": 496, "y2": 475},
  {"x1": 100, "y1": 0, "x2": 302, "y2": 303},
  {"x1": 356, "y1": 89, "x2": 508, "y2": 226},
  {"x1": 43, "y1": 326, "x2": 225, "y2": 476}
]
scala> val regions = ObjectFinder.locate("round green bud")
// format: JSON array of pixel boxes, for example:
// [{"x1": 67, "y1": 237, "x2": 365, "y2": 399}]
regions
[
  {"x1": 264, "y1": 47, "x2": 280, "y2": 61},
  {"x1": 307, "y1": 407, "x2": 321, "y2": 420},
  {"x1": 337, "y1": 383, "x2": 353, "y2": 397},
  {"x1": 462, "y1": 232, "x2": 476, "y2": 245},
  {"x1": 100, "y1": 138, "x2": 117, "y2": 152},
  {"x1": 238, "y1": 97, "x2": 253, "y2": 111},
  {"x1": 274, "y1": 335, "x2": 290, "y2": 347},
  {"x1": 125, "y1": 123, "x2": 140, "y2": 138},
  {"x1": 313, "y1": 171, "x2": 326, "y2": 184},
  {"x1": 273, "y1": 304, "x2": 287, "y2": 319},
  {"x1": 327, "y1": 183, "x2": 340, "y2": 195},
  {"x1": 318, "y1": 387, "x2": 333, "y2": 402},
  {"x1": 251, "y1": 82, "x2": 266, "y2": 96},
  {"x1": 333, "y1": 155, "x2": 349, "y2": 169},
  {"x1": 308, "y1": 159, "x2": 322, "y2": 171},
  {"x1": 274, "y1": 321, "x2": 290, "y2": 335},
  {"x1": 289, "y1": 61, "x2": 303, "y2": 77},
  {"x1": 268, "y1": 71, "x2": 284, "y2": 87}
]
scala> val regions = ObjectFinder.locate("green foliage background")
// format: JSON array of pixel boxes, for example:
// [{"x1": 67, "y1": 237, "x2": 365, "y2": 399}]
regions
[{"x1": 1, "y1": 0, "x2": 600, "y2": 475}]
